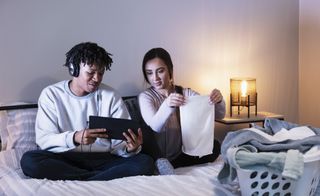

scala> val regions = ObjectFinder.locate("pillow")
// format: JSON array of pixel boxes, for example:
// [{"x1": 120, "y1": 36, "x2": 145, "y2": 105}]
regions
[
  {"x1": 0, "y1": 149, "x2": 26, "y2": 171},
  {"x1": 0, "y1": 108, "x2": 38, "y2": 151},
  {"x1": 0, "y1": 111, "x2": 9, "y2": 150}
]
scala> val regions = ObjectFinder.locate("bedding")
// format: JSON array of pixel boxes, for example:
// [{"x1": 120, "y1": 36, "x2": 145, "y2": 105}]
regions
[
  {"x1": 0, "y1": 148, "x2": 236, "y2": 196},
  {"x1": 0, "y1": 111, "x2": 8, "y2": 150},
  {"x1": 0, "y1": 104, "x2": 37, "y2": 151},
  {"x1": 0, "y1": 99, "x2": 237, "y2": 196},
  {"x1": 1, "y1": 99, "x2": 319, "y2": 196}
]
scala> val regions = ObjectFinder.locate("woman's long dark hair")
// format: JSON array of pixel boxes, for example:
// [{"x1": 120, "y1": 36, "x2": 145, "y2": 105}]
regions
[{"x1": 142, "y1": 48, "x2": 173, "y2": 84}]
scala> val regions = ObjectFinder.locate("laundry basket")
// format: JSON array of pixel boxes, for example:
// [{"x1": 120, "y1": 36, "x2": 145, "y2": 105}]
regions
[{"x1": 236, "y1": 146, "x2": 320, "y2": 196}]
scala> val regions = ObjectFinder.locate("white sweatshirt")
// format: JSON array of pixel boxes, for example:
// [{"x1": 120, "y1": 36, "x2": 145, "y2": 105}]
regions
[{"x1": 36, "y1": 80, "x2": 139, "y2": 157}]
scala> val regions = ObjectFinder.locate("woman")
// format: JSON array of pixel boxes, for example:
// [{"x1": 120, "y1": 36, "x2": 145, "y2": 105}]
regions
[{"x1": 139, "y1": 48, "x2": 226, "y2": 173}]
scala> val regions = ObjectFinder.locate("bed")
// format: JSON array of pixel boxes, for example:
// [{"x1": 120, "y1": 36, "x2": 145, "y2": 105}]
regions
[{"x1": 0, "y1": 98, "x2": 238, "y2": 196}]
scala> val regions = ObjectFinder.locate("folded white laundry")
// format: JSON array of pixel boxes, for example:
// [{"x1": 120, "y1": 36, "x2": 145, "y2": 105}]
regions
[{"x1": 247, "y1": 126, "x2": 315, "y2": 142}]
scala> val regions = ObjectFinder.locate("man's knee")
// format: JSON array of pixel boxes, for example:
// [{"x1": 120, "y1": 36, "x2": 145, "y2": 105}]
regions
[
  {"x1": 20, "y1": 150, "x2": 48, "y2": 178},
  {"x1": 134, "y1": 153, "x2": 155, "y2": 175}
]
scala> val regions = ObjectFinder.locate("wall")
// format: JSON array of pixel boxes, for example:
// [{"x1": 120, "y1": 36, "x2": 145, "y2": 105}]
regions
[
  {"x1": 299, "y1": 0, "x2": 320, "y2": 127},
  {"x1": 0, "y1": 1, "x2": 299, "y2": 130}
]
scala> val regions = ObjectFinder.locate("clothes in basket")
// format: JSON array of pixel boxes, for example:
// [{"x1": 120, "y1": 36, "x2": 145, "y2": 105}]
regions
[{"x1": 218, "y1": 118, "x2": 320, "y2": 196}]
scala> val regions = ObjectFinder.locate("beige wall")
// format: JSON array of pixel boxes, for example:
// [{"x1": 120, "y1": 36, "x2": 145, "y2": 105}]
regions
[
  {"x1": 299, "y1": 0, "x2": 320, "y2": 127},
  {"x1": 0, "y1": 1, "x2": 300, "y2": 142},
  {"x1": 0, "y1": 0, "x2": 299, "y2": 122}
]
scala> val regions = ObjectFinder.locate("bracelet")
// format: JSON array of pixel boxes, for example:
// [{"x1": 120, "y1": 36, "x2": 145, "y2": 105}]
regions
[
  {"x1": 73, "y1": 132, "x2": 80, "y2": 146},
  {"x1": 126, "y1": 145, "x2": 141, "y2": 153},
  {"x1": 80, "y1": 129, "x2": 86, "y2": 152}
]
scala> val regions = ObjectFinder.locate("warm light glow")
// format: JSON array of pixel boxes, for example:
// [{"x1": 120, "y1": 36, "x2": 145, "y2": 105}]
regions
[
  {"x1": 230, "y1": 77, "x2": 257, "y2": 117},
  {"x1": 241, "y1": 80, "x2": 248, "y2": 97},
  {"x1": 195, "y1": 73, "x2": 217, "y2": 94}
]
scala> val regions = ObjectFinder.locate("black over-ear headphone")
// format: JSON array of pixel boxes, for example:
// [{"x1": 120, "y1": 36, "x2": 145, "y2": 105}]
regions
[
  {"x1": 68, "y1": 62, "x2": 80, "y2": 77},
  {"x1": 67, "y1": 54, "x2": 80, "y2": 77}
]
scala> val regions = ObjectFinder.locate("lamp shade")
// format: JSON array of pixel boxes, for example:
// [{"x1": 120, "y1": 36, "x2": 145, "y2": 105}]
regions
[
  {"x1": 230, "y1": 77, "x2": 256, "y2": 105},
  {"x1": 230, "y1": 77, "x2": 257, "y2": 117}
]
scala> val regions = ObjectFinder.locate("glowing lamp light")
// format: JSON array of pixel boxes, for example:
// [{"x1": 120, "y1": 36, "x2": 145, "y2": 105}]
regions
[
  {"x1": 240, "y1": 80, "x2": 248, "y2": 97},
  {"x1": 230, "y1": 78, "x2": 257, "y2": 118}
]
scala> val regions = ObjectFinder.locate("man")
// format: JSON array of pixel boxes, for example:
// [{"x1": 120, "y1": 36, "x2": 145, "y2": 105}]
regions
[{"x1": 21, "y1": 42, "x2": 154, "y2": 180}]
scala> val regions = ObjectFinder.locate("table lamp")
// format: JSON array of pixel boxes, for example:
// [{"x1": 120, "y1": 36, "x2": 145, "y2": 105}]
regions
[{"x1": 230, "y1": 77, "x2": 257, "y2": 118}]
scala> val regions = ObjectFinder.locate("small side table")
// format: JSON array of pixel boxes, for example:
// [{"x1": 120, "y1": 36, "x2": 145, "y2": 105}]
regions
[{"x1": 215, "y1": 111, "x2": 284, "y2": 126}]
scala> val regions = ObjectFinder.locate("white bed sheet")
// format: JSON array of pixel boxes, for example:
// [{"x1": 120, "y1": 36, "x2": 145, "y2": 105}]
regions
[{"x1": 0, "y1": 149, "x2": 238, "y2": 196}]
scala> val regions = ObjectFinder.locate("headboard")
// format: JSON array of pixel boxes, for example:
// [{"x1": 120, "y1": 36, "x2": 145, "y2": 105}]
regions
[
  {"x1": 0, "y1": 104, "x2": 38, "y2": 111},
  {"x1": 0, "y1": 96, "x2": 144, "y2": 124}
]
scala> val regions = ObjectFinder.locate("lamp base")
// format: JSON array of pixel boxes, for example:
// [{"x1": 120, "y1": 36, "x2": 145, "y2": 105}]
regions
[{"x1": 230, "y1": 93, "x2": 258, "y2": 118}]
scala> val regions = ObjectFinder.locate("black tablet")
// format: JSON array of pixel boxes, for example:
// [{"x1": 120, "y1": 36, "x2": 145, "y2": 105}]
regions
[{"x1": 88, "y1": 116, "x2": 140, "y2": 140}]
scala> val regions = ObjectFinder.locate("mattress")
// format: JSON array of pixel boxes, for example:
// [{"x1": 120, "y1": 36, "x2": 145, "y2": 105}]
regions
[{"x1": 0, "y1": 149, "x2": 237, "y2": 196}]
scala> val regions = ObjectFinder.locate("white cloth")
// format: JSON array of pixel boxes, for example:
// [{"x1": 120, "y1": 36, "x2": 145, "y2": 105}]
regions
[
  {"x1": 180, "y1": 95, "x2": 214, "y2": 157},
  {"x1": 248, "y1": 126, "x2": 315, "y2": 142},
  {"x1": 138, "y1": 86, "x2": 226, "y2": 161}
]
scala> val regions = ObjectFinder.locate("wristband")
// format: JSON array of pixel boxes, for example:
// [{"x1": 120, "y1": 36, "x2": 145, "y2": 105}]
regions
[{"x1": 73, "y1": 132, "x2": 80, "y2": 146}]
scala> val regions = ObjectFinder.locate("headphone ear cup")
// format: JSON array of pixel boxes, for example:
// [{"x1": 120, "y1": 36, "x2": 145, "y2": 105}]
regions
[{"x1": 68, "y1": 63, "x2": 80, "y2": 77}]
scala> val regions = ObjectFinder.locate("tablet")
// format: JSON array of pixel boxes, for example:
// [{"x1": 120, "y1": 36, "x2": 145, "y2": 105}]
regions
[{"x1": 88, "y1": 116, "x2": 140, "y2": 140}]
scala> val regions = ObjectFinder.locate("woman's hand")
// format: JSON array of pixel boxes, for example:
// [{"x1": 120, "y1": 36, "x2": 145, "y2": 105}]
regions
[
  {"x1": 166, "y1": 93, "x2": 186, "y2": 107},
  {"x1": 123, "y1": 128, "x2": 143, "y2": 152},
  {"x1": 209, "y1": 89, "x2": 223, "y2": 105},
  {"x1": 74, "y1": 128, "x2": 108, "y2": 145}
]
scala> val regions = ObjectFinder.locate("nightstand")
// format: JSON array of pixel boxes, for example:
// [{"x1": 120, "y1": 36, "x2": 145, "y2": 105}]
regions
[{"x1": 215, "y1": 111, "x2": 284, "y2": 126}]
